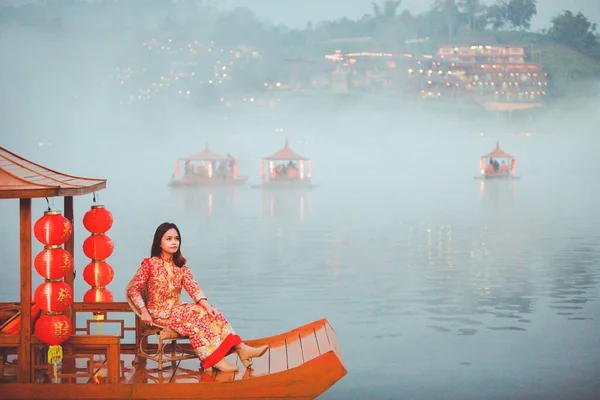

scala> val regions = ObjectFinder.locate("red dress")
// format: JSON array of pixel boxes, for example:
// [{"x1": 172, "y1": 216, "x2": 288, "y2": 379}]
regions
[{"x1": 127, "y1": 257, "x2": 242, "y2": 368}]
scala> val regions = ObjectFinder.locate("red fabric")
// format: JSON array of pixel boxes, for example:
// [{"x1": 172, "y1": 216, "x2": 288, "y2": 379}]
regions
[{"x1": 201, "y1": 333, "x2": 242, "y2": 369}]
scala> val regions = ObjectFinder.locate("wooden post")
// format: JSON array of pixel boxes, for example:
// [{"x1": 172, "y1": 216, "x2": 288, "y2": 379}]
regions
[
  {"x1": 63, "y1": 196, "x2": 74, "y2": 325},
  {"x1": 18, "y1": 198, "x2": 32, "y2": 383}
]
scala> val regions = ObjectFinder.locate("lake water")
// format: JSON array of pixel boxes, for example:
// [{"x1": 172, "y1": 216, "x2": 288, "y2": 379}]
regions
[{"x1": 1, "y1": 102, "x2": 599, "y2": 399}]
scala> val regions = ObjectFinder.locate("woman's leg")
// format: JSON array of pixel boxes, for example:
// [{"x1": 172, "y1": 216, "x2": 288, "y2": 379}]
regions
[{"x1": 168, "y1": 304, "x2": 242, "y2": 371}]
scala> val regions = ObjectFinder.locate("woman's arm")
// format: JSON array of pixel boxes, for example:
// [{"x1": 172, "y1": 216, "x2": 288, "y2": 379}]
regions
[
  {"x1": 181, "y1": 266, "x2": 207, "y2": 304},
  {"x1": 127, "y1": 259, "x2": 151, "y2": 310}
]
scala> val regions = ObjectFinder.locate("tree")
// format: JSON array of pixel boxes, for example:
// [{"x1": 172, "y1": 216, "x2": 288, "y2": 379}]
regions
[
  {"x1": 506, "y1": 0, "x2": 536, "y2": 29},
  {"x1": 372, "y1": 0, "x2": 402, "y2": 20},
  {"x1": 549, "y1": 10, "x2": 599, "y2": 57},
  {"x1": 485, "y1": 2, "x2": 508, "y2": 30},
  {"x1": 459, "y1": 0, "x2": 486, "y2": 31},
  {"x1": 370, "y1": 1, "x2": 402, "y2": 42}
]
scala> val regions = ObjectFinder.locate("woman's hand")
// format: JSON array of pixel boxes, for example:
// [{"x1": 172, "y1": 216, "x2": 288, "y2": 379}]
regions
[
  {"x1": 140, "y1": 309, "x2": 153, "y2": 326},
  {"x1": 199, "y1": 299, "x2": 218, "y2": 317}
]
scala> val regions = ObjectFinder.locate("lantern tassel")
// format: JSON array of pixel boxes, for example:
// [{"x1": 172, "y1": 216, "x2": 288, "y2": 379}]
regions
[{"x1": 48, "y1": 345, "x2": 63, "y2": 381}]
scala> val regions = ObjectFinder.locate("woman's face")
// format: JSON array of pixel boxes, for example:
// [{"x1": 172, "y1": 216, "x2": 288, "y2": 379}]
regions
[{"x1": 160, "y1": 228, "x2": 180, "y2": 255}]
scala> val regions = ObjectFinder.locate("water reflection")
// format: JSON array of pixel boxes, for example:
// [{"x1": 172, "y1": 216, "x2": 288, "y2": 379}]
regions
[
  {"x1": 259, "y1": 190, "x2": 312, "y2": 220},
  {"x1": 478, "y1": 179, "x2": 516, "y2": 206},
  {"x1": 171, "y1": 187, "x2": 238, "y2": 220},
  {"x1": 545, "y1": 237, "x2": 599, "y2": 320},
  {"x1": 406, "y1": 219, "x2": 542, "y2": 334}
]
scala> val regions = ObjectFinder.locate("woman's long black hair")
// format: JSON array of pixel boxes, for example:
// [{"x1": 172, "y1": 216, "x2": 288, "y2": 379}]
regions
[{"x1": 150, "y1": 222, "x2": 186, "y2": 267}]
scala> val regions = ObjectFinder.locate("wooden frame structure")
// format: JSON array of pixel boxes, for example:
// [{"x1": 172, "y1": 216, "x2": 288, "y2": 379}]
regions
[
  {"x1": 477, "y1": 142, "x2": 517, "y2": 179},
  {"x1": 0, "y1": 146, "x2": 346, "y2": 399},
  {"x1": 169, "y1": 144, "x2": 248, "y2": 187},
  {"x1": 252, "y1": 140, "x2": 317, "y2": 189},
  {"x1": 0, "y1": 145, "x2": 107, "y2": 384}
]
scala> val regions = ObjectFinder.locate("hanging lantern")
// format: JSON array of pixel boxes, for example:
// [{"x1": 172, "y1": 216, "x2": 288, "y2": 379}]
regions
[
  {"x1": 82, "y1": 202, "x2": 114, "y2": 303},
  {"x1": 83, "y1": 288, "x2": 114, "y2": 302},
  {"x1": 83, "y1": 261, "x2": 114, "y2": 288},
  {"x1": 34, "y1": 246, "x2": 73, "y2": 280},
  {"x1": 35, "y1": 313, "x2": 72, "y2": 345},
  {"x1": 34, "y1": 313, "x2": 72, "y2": 379},
  {"x1": 32, "y1": 207, "x2": 74, "y2": 382},
  {"x1": 307, "y1": 160, "x2": 312, "y2": 178},
  {"x1": 82, "y1": 205, "x2": 113, "y2": 234},
  {"x1": 33, "y1": 211, "x2": 72, "y2": 246},
  {"x1": 34, "y1": 281, "x2": 73, "y2": 313},
  {"x1": 82, "y1": 234, "x2": 114, "y2": 260}
]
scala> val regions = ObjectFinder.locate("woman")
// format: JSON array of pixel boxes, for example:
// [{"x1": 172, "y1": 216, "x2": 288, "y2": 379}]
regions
[{"x1": 127, "y1": 222, "x2": 268, "y2": 372}]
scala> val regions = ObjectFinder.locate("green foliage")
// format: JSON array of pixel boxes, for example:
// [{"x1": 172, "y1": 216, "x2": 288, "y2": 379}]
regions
[
  {"x1": 549, "y1": 11, "x2": 599, "y2": 59},
  {"x1": 506, "y1": 0, "x2": 537, "y2": 29},
  {"x1": 1, "y1": 0, "x2": 598, "y2": 95}
]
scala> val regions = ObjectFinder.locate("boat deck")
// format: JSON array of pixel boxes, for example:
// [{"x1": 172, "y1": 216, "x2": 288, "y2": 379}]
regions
[{"x1": 0, "y1": 303, "x2": 345, "y2": 399}]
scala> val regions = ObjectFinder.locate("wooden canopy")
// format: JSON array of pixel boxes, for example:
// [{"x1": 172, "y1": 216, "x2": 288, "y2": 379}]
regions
[
  {"x1": 0, "y1": 145, "x2": 107, "y2": 384},
  {"x1": 181, "y1": 144, "x2": 231, "y2": 161},
  {"x1": 0, "y1": 146, "x2": 106, "y2": 199},
  {"x1": 483, "y1": 142, "x2": 513, "y2": 159},
  {"x1": 264, "y1": 140, "x2": 308, "y2": 161}
]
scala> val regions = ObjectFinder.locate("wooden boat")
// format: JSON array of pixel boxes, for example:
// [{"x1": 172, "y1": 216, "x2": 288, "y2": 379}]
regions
[
  {"x1": 476, "y1": 142, "x2": 518, "y2": 180},
  {"x1": 169, "y1": 144, "x2": 248, "y2": 187},
  {"x1": 251, "y1": 140, "x2": 317, "y2": 190},
  {"x1": 0, "y1": 145, "x2": 346, "y2": 399}
]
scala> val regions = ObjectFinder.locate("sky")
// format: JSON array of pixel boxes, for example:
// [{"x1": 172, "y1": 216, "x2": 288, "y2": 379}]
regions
[{"x1": 0, "y1": 0, "x2": 599, "y2": 31}]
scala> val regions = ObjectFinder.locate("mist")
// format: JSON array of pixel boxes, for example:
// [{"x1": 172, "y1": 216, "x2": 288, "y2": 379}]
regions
[{"x1": 1, "y1": 1, "x2": 600, "y2": 399}]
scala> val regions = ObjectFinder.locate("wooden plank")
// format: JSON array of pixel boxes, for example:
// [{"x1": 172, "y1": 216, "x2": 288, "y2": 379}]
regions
[
  {"x1": 106, "y1": 338, "x2": 120, "y2": 384},
  {"x1": 62, "y1": 199, "x2": 76, "y2": 382},
  {"x1": 18, "y1": 198, "x2": 32, "y2": 383},
  {"x1": 63, "y1": 196, "x2": 74, "y2": 327},
  {"x1": 244, "y1": 318, "x2": 327, "y2": 348},
  {"x1": 268, "y1": 339, "x2": 287, "y2": 374},
  {"x1": 74, "y1": 302, "x2": 131, "y2": 312},
  {"x1": 285, "y1": 334, "x2": 303, "y2": 370},
  {"x1": 299, "y1": 329, "x2": 319, "y2": 362},
  {"x1": 0, "y1": 335, "x2": 20, "y2": 346},
  {"x1": 324, "y1": 322, "x2": 343, "y2": 363},
  {"x1": 314, "y1": 325, "x2": 332, "y2": 355}
]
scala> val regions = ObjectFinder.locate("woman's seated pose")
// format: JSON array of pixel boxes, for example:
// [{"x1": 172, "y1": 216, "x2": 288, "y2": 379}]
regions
[{"x1": 127, "y1": 222, "x2": 268, "y2": 372}]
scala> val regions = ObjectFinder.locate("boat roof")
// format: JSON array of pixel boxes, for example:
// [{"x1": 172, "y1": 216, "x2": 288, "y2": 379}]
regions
[
  {"x1": 483, "y1": 142, "x2": 513, "y2": 159},
  {"x1": 181, "y1": 144, "x2": 232, "y2": 161},
  {"x1": 0, "y1": 146, "x2": 106, "y2": 199},
  {"x1": 264, "y1": 140, "x2": 308, "y2": 161}
]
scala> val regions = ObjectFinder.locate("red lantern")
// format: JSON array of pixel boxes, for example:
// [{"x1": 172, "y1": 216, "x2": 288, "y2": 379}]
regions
[
  {"x1": 34, "y1": 211, "x2": 72, "y2": 246},
  {"x1": 82, "y1": 234, "x2": 114, "y2": 260},
  {"x1": 34, "y1": 246, "x2": 73, "y2": 280},
  {"x1": 35, "y1": 313, "x2": 72, "y2": 345},
  {"x1": 34, "y1": 281, "x2": 73, "y2": 313},
  {"x1": 83, "y1": 261, "x2": 114, "y2": 287},
  {"x1": 83, "y1": 288, "x2": 114, "y2": 302},
  {"x1": 83, "y1": 205, "x2": 113, "y2": 234}
]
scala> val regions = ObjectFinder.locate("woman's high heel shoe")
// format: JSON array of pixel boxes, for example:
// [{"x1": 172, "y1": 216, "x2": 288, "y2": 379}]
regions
[
  {"x1": 240, "y1": 345, "x2": 269, "y2": 368},
  {"x1": 209, "y1": 359, "x2": 239, "y2": 372}
]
